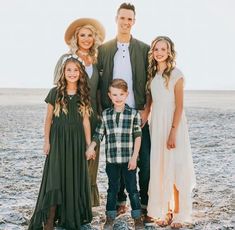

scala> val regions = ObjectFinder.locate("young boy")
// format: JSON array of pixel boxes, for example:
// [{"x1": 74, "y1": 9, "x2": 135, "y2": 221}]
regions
[{"x1": 86, "y1": 79, "x2": 144, "y2": 229}]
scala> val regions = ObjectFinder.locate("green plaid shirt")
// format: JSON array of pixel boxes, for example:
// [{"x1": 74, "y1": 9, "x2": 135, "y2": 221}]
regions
[{"x1": 93, "y1": 104, "x2": 142, "y2": 163}]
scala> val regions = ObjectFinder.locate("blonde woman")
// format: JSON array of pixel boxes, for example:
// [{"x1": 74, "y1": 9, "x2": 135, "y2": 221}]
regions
[
  {"x1": 146, "y1": 36, "x2": 196, "y2": 228},
  {"x1": 54, "y1": 18, "x2": 105, "y2": 207}
]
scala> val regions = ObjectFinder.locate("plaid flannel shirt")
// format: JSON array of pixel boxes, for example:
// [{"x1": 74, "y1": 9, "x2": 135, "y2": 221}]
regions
[{"x1": 93, "y1": 104, "x2": 142, "y2": 163}]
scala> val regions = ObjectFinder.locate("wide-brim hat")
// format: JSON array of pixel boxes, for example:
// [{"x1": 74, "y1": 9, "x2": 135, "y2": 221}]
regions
[{"x1": 64, "y1": 18, "x2": 105, "y2": 45}]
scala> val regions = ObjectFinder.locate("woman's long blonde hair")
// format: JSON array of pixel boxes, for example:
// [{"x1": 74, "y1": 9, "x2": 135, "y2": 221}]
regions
[
  {"x1": 146, "y1": 36, "x2": 176, "y2": 93},
  {"x1": 54, "y1": 57, "x2": 92, "y2": 117},
  {"x1": 69, "y1": 24, "x2": 102, "y2": 63}
]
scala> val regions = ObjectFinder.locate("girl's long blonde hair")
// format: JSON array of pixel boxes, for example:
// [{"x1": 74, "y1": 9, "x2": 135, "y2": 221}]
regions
[
  {"x1": 54, "y1": 57, "x2": 92, "y2": 117},
  {"x1": 146, "y1": 36, "x2": 176, "y2": 94},
  {"x1": 69, "y1": 24, "x2": 102, "y2": 63}
]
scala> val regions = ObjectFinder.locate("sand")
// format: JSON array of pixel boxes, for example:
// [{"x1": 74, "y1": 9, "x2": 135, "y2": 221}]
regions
[{"x1": 0, "y1": 89, "x2": 234, "y2": 230}]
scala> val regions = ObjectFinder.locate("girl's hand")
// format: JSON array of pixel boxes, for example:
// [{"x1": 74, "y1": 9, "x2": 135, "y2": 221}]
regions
[
  {"x1": 167, "y1": 129, "x2": 176, "y2": 150},
  {"x1": 43, "y1": 142, "x2": 50, "y2": 155},
  {"x1": 86, "y1": 148, "x2": 96, "y2": 160},
  {"x1": 128, "y1": 156, "x2": 137, "y2": 170}
]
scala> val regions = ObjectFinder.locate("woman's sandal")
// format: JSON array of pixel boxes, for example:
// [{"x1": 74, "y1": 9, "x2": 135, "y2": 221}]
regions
[{"x1": 156, "y1": 211, "x2": 173, "y2": 227}]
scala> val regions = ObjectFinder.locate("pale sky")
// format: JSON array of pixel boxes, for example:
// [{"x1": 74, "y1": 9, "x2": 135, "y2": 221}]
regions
[{"x1": 0, "y1": 0, "x2": 234, "y2": 90}]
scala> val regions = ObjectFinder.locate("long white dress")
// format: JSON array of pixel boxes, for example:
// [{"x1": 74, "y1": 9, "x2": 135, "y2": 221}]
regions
[{"x1": 147, "y1": 68, "x2": 196, "y2": 223}]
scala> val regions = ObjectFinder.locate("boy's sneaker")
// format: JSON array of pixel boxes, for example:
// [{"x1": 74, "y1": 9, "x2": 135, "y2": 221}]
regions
[
  {"x1": 103, "y1": 216, "x2": 114, "y2": 230},
  {"x1": 144, "y1": 215, "x2": 155, "y2": 227},
  {"x1": 134, "y1": 217, "x2": 144, "y2": 229}
]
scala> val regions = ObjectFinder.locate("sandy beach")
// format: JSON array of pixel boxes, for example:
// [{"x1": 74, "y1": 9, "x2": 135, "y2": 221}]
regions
[{"x1": 0, "y1": 89, "x2": 234, "y2": 230}]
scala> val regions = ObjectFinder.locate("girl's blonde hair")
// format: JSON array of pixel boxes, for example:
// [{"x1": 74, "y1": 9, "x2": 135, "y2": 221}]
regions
[
  {"x1": 69, "y1": 24, "x2": 102, "y2": 63},
  {"x1": 54, "y1": 57, "x2": 92, "y2": 117},
  {"x1": 146, "y1": 36, "x2": 176, "y2": 93}
]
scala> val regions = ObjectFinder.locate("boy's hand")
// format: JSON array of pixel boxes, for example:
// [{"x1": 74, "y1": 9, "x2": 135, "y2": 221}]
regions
[
  {"x1": 43, "y1": 141, "x2": 50, "y2": 155},
  {"x1": 128, "y1": 156, "x2": 137, "y2": 170}
]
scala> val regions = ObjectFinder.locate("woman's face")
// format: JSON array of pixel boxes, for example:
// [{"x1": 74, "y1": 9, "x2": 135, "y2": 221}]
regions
[
  {"x1": 77, "y1": 28, "x2": 94, "y2": 51},
  {"x1": 153, "y1": 40, "x2": 169, "y2": 63}
]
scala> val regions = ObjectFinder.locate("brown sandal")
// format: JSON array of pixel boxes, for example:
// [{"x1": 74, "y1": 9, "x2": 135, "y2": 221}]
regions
[
  {"x1": 171, "y1": 222, "x2": 183, "y2": 229},
  {"x1": 156, "y1": 212, "x2": 173, "y2": 227}
]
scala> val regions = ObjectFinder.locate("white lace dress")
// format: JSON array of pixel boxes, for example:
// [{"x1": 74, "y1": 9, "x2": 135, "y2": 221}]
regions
[{"x1": 147, "y1": 68, "x2": 196, "y2": 223}]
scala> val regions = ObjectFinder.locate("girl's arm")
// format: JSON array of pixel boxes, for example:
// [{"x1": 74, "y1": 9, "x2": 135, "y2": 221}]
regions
[
  {"x1": 167, "y1": 78, "x2": 184, "y2": 150},
  {"x1": 83, "y1": 113, "x2": 91, "y2": 147},
  {"x1": 43, "y1": 104, "x2": 54, "y2": 155}
]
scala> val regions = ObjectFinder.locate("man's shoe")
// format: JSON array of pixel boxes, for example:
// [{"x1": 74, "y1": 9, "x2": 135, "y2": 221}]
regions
[
  {"x1": 116, "y1": 204, "x2": 128, "y2": 216},
  {"x1": 103, "y1": 216, "x2": 114, "y2": 230},
  {"x1": 134, "y1": 217, "x2": 144, "y2": 230},
  {"x1": 144, "y1": 215, "x2": 155, "y2": 227}
]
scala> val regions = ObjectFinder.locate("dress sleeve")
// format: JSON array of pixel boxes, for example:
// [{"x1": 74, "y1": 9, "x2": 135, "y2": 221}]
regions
[
  {"x1": 45, "y1": 87, "x2": 57, "y2": 106},
  {"x1": 172, "y1": 68, "x2": 185, "y2": 86}
]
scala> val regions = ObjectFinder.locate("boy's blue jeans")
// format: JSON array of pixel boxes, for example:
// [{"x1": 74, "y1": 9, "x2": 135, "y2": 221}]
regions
[
  {"x1": 118, "y1": 123, "x2": 151, "y2": 208},
  {"x1": 105, "y1": 162, "x2": 141, "y2": 219}
]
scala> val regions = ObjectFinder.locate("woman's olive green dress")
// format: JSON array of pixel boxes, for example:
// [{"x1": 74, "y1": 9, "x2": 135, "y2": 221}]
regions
[
  {"x1": 28, "y1": 87, "x2": 92, "y2": 229},
  {"x1": 87, "y1": 64, "x2": 100, "y2": 207}
]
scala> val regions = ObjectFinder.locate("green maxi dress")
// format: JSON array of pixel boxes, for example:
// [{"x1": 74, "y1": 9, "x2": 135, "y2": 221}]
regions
[
  {"x1": 28, "y1": 87, "x2": 92, "y2": 230},
  {"x1": 54, "y1": 54, "x2": 101, "y2": 207}
]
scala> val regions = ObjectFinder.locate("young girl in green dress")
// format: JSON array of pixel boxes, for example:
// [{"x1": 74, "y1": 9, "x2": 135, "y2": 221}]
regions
[{"x1": 28, "y1": 54, "x2": 93, "y2": 230}]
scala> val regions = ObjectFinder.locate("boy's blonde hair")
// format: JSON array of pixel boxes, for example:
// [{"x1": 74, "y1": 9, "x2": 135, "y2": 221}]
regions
[{"x1": 109, "y1": 78, "x2": 128, "y2": 92}]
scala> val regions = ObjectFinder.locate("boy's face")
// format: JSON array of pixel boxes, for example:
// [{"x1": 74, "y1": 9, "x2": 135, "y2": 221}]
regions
[{"x1": 108, "y1": 86, "x2": 129, "y2": 108}]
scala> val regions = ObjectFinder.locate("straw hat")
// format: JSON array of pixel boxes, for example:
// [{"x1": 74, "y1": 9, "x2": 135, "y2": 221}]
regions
[{"x1": 64, "y1": 18, "x2": 105, "y2": 45}]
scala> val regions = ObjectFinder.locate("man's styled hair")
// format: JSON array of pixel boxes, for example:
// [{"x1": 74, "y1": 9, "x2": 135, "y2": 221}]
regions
[{"x1": 117, "y1": 2, "x2": 136, "y2": 15}]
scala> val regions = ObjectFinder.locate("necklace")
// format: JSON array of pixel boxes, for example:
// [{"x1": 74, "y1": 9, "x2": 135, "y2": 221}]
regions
[
  {"x1": 77, "y1": 50, "x2": 89, "y2": 56},
  {"x1": 68, "y1": 95, "x2": 74, "y2": 100},
  {"x1": 67, "y1": 89, "x2": 77, "y2": 100}
]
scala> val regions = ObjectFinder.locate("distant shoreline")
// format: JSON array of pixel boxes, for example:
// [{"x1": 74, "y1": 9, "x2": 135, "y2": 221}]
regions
[
  {"x1": 1, "y1": 88, "x2": 235, "y2": 92},
  {"x1": 1, "y1": 88, "x2": 235, "y2": 109}
]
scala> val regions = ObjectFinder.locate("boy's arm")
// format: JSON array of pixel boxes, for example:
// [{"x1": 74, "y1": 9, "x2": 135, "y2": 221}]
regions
[
  {"x1": 128, "y1": 136, "x2": 141, "y2": 170},
  {"x1": 43, "y1": 103, "x2": 54, "y2": 155},
  {"x1": 128, "y1": 111, "x2": 142, "y2": 170}
]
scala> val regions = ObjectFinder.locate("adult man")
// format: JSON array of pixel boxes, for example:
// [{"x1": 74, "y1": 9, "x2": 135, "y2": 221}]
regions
[{"x1": 97, "y1": 2, "x2": 151, "y2": 228}]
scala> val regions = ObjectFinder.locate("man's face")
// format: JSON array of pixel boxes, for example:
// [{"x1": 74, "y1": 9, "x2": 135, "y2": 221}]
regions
[{"x1": 116, "y1": 9, "x2": 135, "y2": 35}]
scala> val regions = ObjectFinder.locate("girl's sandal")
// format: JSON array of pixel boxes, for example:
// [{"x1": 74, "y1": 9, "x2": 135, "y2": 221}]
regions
[
  {"x1": 156, "y1": 212, "x2": 173, "y2": 227},
  {"x1": 171, "y1": 222, "x2": 183, "y2": 229}
]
